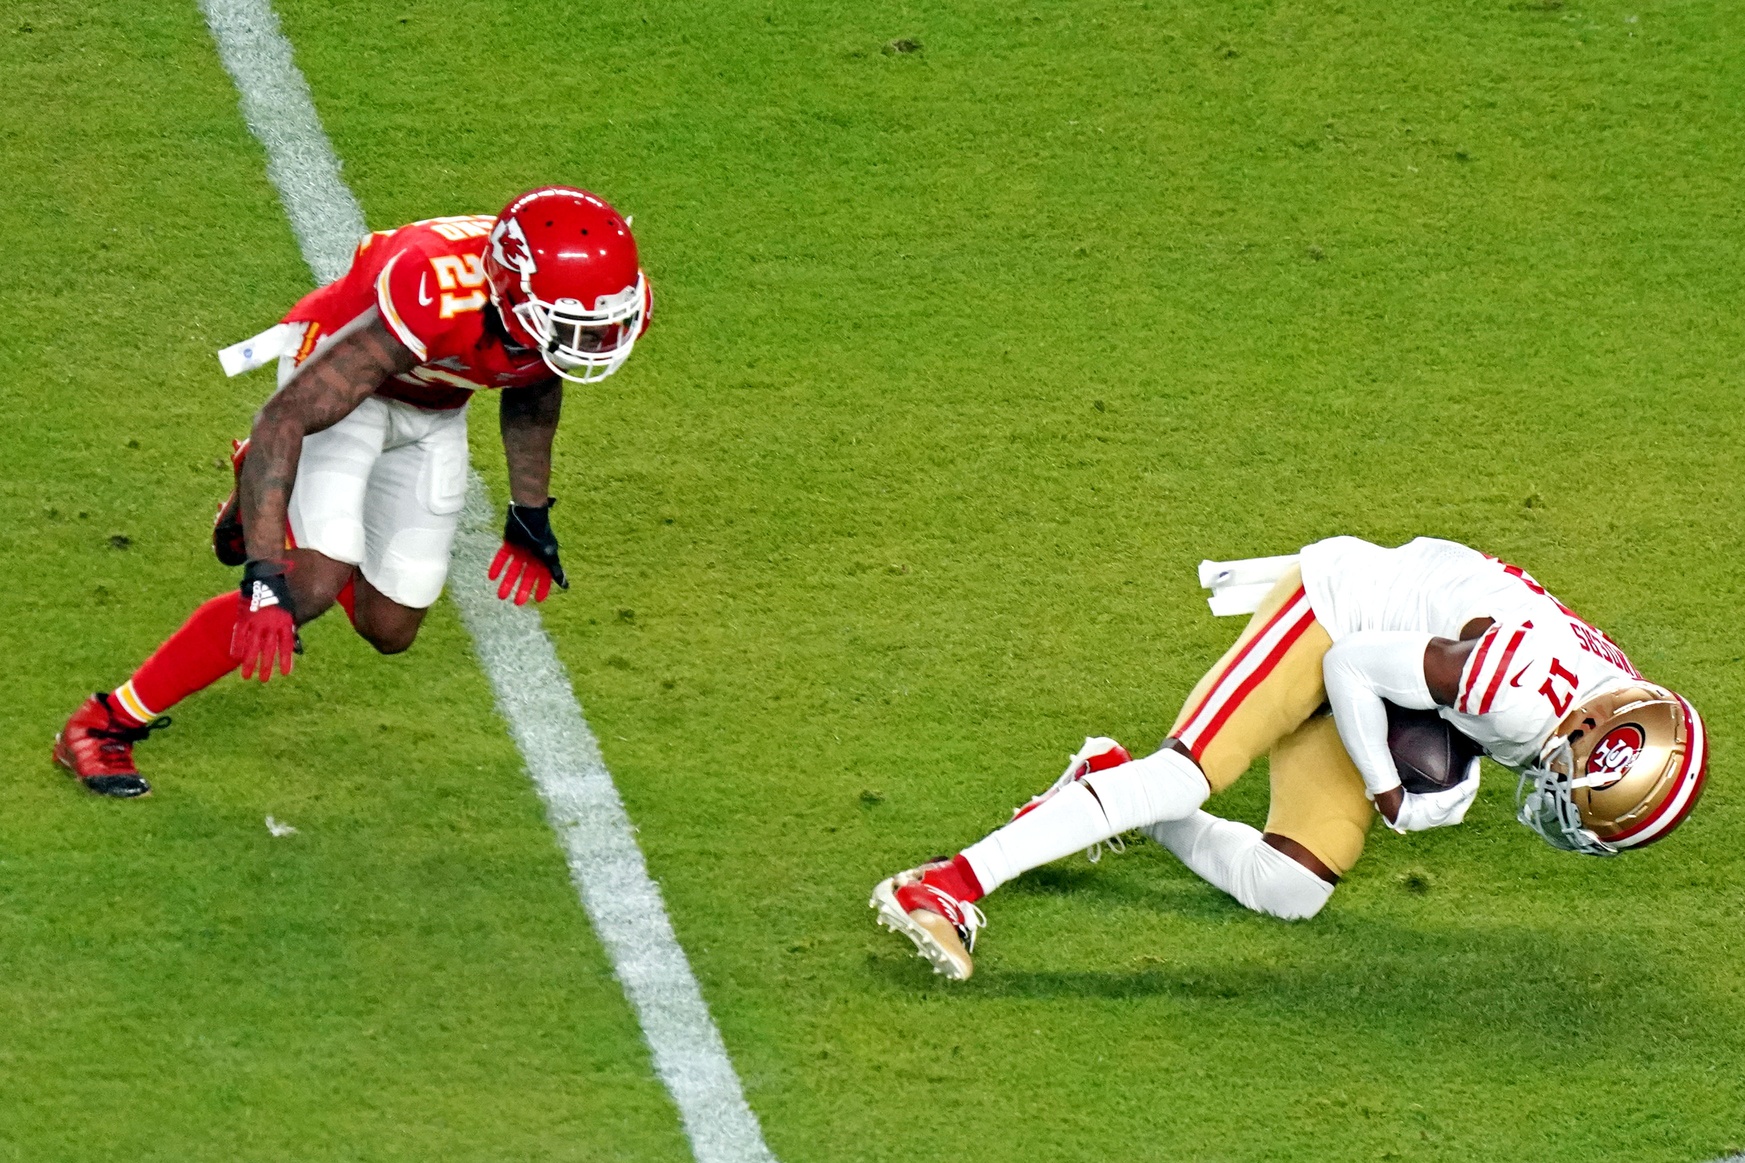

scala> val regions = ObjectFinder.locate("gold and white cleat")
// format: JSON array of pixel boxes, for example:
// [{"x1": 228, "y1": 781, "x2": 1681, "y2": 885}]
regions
[{"x1": 869, "y1": 862, "x2": 986, "y2": 981}]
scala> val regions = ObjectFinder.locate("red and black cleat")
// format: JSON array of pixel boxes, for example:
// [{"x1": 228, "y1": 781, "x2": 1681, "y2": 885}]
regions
[
  {"x1": 53, "y1": 693, "x2": 170, "y2": 798},
  {"x1": 212, "y1": 437, "x2": 249, "y2": 567}
]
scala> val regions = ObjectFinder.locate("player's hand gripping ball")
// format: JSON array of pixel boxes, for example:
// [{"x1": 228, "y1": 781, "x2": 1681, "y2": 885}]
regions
[
  {"x1": 1385, "y1": 702, "x2": 1483, "y2": 794},
  {"x1": 490, "y1": 498, "x2": 569, "y2": 605}
]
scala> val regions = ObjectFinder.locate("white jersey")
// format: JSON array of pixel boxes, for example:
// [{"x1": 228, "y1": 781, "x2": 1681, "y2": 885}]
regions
[
  {"x1": 1300, "y1": 536, "x2": 1544, "y2": 642},
  {"x1": 1301, "y1": 537, "x2": 1643, "y2": 768}
]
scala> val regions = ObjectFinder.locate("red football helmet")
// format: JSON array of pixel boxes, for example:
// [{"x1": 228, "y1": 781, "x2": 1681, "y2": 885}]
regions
[{"x1": 483, "y1": 186, "x2": 650, "y2": 383}]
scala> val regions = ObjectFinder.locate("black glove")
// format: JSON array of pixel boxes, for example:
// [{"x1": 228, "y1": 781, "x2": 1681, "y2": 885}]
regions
[{"x1": 489, "y1": 497, "x2": 568, "y2": 604}]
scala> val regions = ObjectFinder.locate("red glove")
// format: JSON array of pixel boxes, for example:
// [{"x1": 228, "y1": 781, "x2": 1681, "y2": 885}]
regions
[
  {"x1": 488, "y1": 499, "x2": 568, "y2": 605},
  {"x1": 231, "y1": 560, "x2": 297, "y2": 681}
]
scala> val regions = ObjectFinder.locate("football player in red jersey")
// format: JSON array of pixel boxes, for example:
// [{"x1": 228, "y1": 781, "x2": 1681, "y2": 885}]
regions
[{"x1": 54, "y1": 187, "x2": 651, "y2": 797}]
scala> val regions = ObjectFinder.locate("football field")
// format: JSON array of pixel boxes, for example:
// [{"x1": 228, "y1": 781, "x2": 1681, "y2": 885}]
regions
[{"x1": 3, "y1": 1, "x2": 1743, "y2": 1160}]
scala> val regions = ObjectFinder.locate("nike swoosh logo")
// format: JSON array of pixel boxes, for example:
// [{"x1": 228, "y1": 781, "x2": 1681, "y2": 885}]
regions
[
  {"x1": 1508, "y1": 664, "x2": 1531, "y2": 687},
  {"x1": 418, "y1": 272, "x2": 434, "y2": 306}
]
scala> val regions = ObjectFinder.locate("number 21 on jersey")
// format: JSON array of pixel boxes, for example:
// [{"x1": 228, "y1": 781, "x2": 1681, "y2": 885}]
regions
[{"x1": 429, "y1": 254, "x2": 487, "y2": 319}]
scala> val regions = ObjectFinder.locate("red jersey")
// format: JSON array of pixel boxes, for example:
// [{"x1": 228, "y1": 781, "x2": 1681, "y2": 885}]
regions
[{"x1": 283, "y1": 215, "x2": 552, "y2": 410}]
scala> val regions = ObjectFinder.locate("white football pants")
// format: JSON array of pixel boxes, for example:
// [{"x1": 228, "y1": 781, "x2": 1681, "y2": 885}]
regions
[{"x1": 278, "y1": 325, "x2": 470, "y2": 609}]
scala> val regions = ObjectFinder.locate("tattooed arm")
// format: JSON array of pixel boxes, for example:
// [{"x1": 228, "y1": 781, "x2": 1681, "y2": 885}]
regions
[
  {"x1": 487, "y1": 377, "x2": 569, "y2": 604},
  {"x1": 499, "y1": 377, "x2": 563, "y2": 506},
  {"x1": 240, "y1": 308, "x2": 419, "y2": 563}
]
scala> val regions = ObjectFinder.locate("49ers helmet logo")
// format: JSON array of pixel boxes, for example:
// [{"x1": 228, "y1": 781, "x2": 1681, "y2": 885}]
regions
[
  {"x1": 1585, "y1": 723, "x2": 1645, "y2": 787},
  {"x1": 490, "y1": 217, "x2": 535, "y2": 274}
]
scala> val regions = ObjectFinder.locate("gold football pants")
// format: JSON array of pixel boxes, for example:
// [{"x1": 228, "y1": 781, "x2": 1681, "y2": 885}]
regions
[{"x1": 1167, "y1": 567, "x2": 1374, "y2": 876}]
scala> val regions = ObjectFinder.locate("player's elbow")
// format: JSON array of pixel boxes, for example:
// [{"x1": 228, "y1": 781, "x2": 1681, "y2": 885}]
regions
[
  {"x1": 1325, "y1": 632, "x2": 1437, "y2": 704},
  {"x1": 250, "y1": 393, "x2": 306, "y2": 448}
]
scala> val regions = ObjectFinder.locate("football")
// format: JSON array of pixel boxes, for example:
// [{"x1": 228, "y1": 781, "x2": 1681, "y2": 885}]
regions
[{"x1": 1385, "y1": 702, "x2": 1483, "y2": 794}]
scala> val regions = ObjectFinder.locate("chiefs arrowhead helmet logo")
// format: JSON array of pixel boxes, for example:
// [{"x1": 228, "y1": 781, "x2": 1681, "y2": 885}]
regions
[
  {"x1": 490, "y1": 216, "x2": 536, "y2": 274},
  {"x1": 1585, "y1": 723, "x2": 1645, "y2": 789}
]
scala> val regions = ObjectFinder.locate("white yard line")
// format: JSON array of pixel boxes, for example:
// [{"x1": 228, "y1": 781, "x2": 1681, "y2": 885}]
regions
[
  {"x1": 198, "y1": 0, "x2": 365, "y2": 285},
  {"x1": 447, "y1": 480, "x2": 777, "y2": 1163},
  {"x1": 197, "y1": 3, "x2": 777, "y2": 1160}
]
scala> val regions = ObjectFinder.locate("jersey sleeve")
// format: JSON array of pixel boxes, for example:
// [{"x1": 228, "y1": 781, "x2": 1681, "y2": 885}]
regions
[
  {"x1": 374, "y1": 244, "x2": 458, "y2": 362},
  {"x1": 1446, "y1": 621, "x2": 1567, "y2": 768},
  {"x1": 1323, "y1": 630, "x2": 1438, "y2": 796}
]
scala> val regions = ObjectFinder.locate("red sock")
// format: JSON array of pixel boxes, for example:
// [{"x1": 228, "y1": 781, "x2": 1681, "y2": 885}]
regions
[
  {"x1": 334, "y1": 577, "x2": 357, "y2": 626},
  {"x1": 110, "y1": 593, "x2": 241, "y2": 725},
  {"x1": 925, "y1": 854, "x2": 986, "y2": 903}
]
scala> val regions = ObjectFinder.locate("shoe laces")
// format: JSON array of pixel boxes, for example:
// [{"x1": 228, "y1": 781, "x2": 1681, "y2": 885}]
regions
[
  {"x1": 905, "y1": 879, "x2": 988, "y2": 949},
  {"x1": 958, "y1": 901, "x2": 988, "y2": 950},
  {"x1": 1014, "y1": 738, "x2": 1129, "y2": 821},
  {"x1": 107, "y1": 715, "x2": 172, "y2": 742},
  {"x1": 1084, "y1": 832, "x2": 1127, "y2": 864},
  {"x1": 934, "y1": 895, "x2": 986, "y2": 951},
  {"x1": 93, "y1": 715, "x2": 172, "y2": 752},
  {"x1": 1012, "y1": 757, "x2": 1091, "y2": 820}
]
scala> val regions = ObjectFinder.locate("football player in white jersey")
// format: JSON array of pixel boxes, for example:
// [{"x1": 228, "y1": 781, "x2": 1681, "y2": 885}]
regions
[{"x1": 871, "y1": 537, "x2": 1709, "y2": 980}]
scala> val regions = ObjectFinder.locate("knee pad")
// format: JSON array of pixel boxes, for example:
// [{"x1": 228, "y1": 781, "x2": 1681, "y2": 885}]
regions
[{"x1": 1082, "y1": 748, "x2": 1209, "y2": 832}]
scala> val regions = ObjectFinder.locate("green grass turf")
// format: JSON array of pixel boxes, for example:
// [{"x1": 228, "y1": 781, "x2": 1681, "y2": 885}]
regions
[
  {"x1": 6, "y1": 0, "x2": 1745, "y2": 1159},
  {"x1": 0, "y1": 6, "x2": 687, "y2": 1161}
]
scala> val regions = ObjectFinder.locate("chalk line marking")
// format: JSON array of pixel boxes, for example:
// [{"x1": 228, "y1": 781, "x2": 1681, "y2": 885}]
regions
[
  {"x1": 198, "y1": 2, "x2": 777, "y2": 1159},
  {"x1": 448, "y1": 480, "x2": 776, "y2": 1163}
]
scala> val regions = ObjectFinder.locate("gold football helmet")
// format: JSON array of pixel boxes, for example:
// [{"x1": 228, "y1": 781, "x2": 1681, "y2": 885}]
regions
[{"x1": 1518, "y1": 682, "x2": 1708, "y2": 856}]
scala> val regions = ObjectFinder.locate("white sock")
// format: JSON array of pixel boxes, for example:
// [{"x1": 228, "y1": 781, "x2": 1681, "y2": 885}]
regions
[
  {"x1": 962, "y1": 747, "x2": 1210, "y2": 894},
  {"x1": 1081, "y1": 748, "x2": 1209, "y2": 831},
  {"x1": 962, "y1": 784, "x2": 1106, "y2": 893},
  {"x1": 1144, "y1": 812, "x2": 1334, "y2": 920}
]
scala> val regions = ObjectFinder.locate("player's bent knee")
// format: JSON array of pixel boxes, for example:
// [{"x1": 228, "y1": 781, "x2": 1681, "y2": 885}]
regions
[
  {"x1": 290, "y1": 592, "x2": 337, "y2": 627},
  {"x1": 285, "y1": 556, "x2": 356, "y2": 626},
  {"x1": 1245, "y1": 842, "x2": 1335, "y2": 920},
  {"x1": 352, "y1": 601, "x2": 423, "y2": 654},
  {"x1": 358, "y1": 624, "x2": 419, "y2": 655}
]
